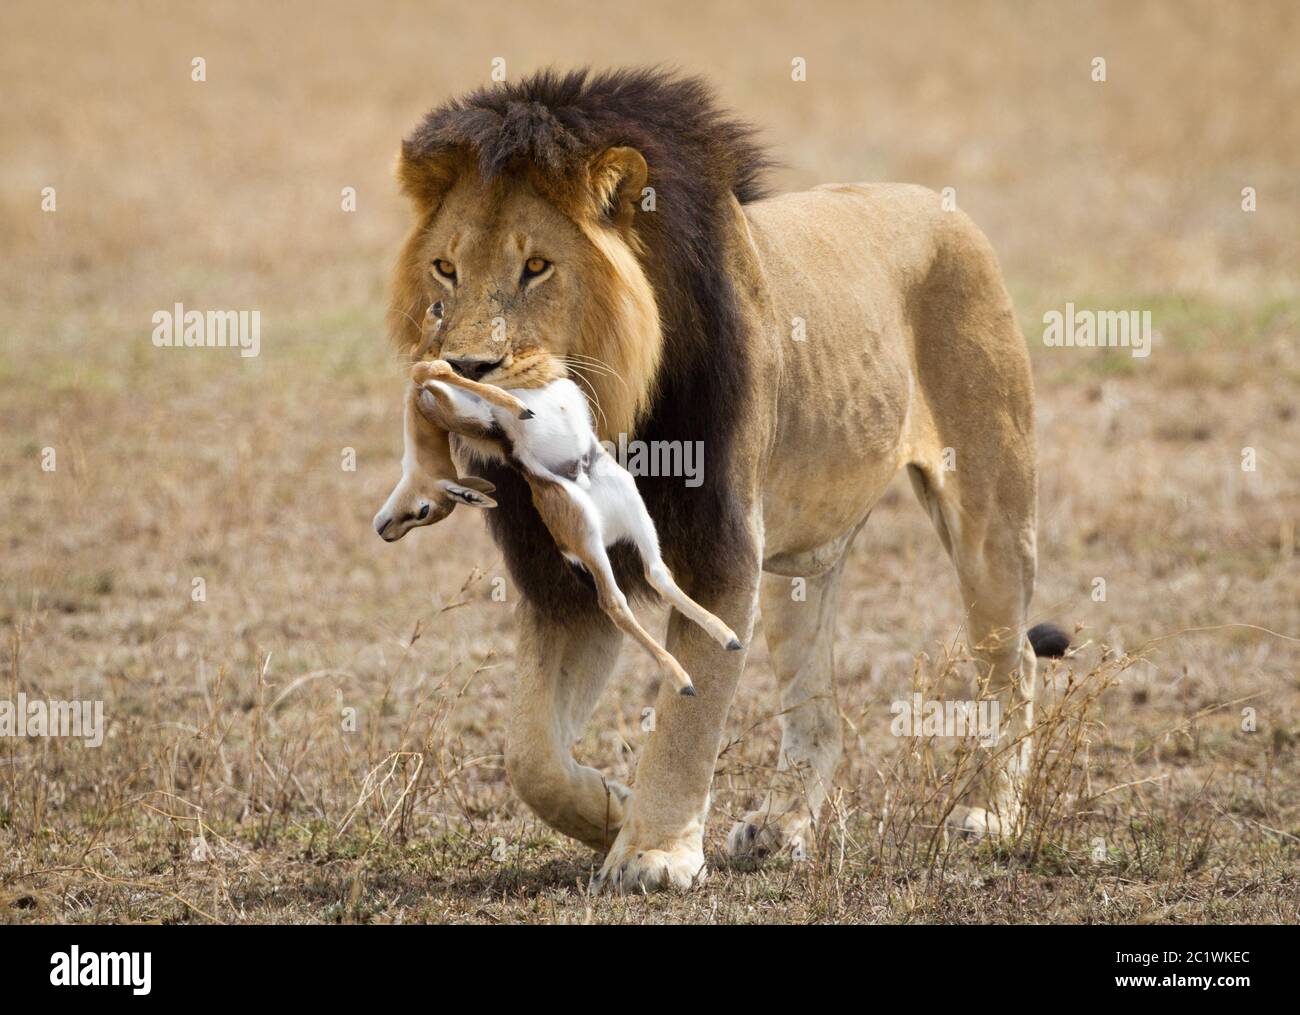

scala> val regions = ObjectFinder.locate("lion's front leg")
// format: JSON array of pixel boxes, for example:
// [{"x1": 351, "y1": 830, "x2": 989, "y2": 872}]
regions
[
  {"x1": 505, "y1": 601, "x2": 630, "y2": 851},
  {"x1": 592, "y1": 568, "x2": 761, "y2": 894}
]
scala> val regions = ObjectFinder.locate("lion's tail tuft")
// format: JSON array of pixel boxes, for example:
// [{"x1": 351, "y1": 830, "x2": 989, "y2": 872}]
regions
[{"x1": 1027, "y1": 623, "x2": 1071, "y2": 658}]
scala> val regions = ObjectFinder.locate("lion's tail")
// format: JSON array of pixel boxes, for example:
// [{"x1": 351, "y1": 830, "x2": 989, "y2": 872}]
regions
[{"x1": 1027, "y1": 623, "x2": 1071, "y2": 658}]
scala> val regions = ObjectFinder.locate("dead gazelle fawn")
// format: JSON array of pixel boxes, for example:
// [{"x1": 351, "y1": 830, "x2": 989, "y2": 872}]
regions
[{"x1": 374, "y1": 356, "x2": 743, "y2": 695}]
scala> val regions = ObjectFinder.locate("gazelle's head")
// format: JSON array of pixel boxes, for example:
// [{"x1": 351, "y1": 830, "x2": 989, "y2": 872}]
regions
[{"x1": 373, "y1": 471, "x2": 495, "y2": 543}]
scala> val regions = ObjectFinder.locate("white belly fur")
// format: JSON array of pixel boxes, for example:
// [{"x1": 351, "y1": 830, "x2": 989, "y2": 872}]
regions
[{"x1": 457, "y1": 378, "x2": 651, "y2": 555}]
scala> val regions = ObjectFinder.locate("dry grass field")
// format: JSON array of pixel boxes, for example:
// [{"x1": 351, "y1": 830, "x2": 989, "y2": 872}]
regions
[{"x1": 1, "y1": 0, "x2": 1297, "y2": 923}]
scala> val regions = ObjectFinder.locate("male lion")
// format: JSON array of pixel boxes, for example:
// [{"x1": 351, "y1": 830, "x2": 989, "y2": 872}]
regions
[{"x1": 386, "y1": 68, "x2": 1067, "y2": 893}]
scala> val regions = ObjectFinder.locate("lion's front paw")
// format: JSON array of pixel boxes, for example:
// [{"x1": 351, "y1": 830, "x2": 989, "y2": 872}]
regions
[
  {"x1": 590, "y1": 837, "x2": 706, "y2": 895},
  {"x1": 726, "y1": 808, "x2": 813, "y2": 860}
]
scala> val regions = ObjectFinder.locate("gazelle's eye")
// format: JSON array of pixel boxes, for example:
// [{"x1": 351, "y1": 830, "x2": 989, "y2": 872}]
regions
[
  {"x1": 427, "y1": 300, "x2": 444, "y2": 319},
  {"x1": 433, "y1": 259, "x2": 457, "y2": 282},
  {"x1": 522, "y1": 257, "x2": 550, "y2": 281}
]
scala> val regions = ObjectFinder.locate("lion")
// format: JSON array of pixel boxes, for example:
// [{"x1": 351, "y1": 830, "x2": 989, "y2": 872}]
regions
[{"x1": 384, "y1": 68, "x2": 1068, "y2": 893}]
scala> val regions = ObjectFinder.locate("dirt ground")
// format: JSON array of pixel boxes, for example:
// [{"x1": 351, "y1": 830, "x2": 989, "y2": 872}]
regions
[{"x1": 1, "y1": 0, "x2": 1297, "y2": 923}]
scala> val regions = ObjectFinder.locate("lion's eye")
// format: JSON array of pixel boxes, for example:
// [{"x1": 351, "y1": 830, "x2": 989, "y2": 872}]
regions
[
  {"x1": 522, "y1": 257, "x2": 550, "y2": 281},
  {"x1": 433, "y1": 259, "x2": 457, "y2": 282}
]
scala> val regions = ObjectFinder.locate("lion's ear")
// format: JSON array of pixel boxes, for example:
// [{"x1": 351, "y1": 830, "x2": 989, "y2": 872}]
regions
[
  {"x1": 586, "y1": 146, "x2": 648, "y2": 231},
  {"x1": 395, "y1": 144, "x2": 461, "y2": 212}
]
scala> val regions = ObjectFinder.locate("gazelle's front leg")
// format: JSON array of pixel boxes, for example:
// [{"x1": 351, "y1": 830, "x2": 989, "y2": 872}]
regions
[
  {"x1": 372, "y1": 383, "x2": 496, "y2": 541},
  {"x1": 592, "y1": 529, "x2": 762, "y2": 893},
  {"x1": 411, "y1": 360, "x2": 534, "y2": 419}
]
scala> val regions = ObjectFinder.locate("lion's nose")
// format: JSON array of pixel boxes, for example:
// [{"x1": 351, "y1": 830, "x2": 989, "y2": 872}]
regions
[{"x1": 446, "y1": 356, "x2": 501, "y2": 381}]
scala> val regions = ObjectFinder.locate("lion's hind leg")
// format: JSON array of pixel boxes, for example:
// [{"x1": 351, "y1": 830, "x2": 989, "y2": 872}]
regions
[{"x1": 907, "y1": 457, "x2": 1040, "y2": 839}]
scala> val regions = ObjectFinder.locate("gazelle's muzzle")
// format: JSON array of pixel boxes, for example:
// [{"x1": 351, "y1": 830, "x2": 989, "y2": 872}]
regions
[{"x1": 373, "y1": 496, "x2": 442, "y2": 543}]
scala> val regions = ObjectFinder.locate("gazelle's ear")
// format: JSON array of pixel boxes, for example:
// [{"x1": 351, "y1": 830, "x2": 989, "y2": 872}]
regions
[
  {"x1": 585, "y1": 146, "x2": 648, "y2": 232},
  {"x1": 455, "y1": 476, "x2": 497, "y2": 495},
  {"x1": 437, "y1": 480, "x2": 497, "y2": 509}
]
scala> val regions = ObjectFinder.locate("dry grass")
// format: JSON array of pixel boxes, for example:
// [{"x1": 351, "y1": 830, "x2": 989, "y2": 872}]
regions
[{"x1": 1, "y1": 0, "x2": 1297, "y2": 923}]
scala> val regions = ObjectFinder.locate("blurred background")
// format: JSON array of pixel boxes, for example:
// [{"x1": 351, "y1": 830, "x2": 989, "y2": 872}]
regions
[{"x1": 1, "y1": 0, "x2": 1296, "y2": 923}]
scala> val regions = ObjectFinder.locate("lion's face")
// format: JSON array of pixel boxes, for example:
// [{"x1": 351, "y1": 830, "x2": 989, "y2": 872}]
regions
[
  {"x1": 392, "y1": 148, "x2": 663, "y2": 439},
  {"x1": 416, "y1": 173, "x2": 595, "y2": 383}
]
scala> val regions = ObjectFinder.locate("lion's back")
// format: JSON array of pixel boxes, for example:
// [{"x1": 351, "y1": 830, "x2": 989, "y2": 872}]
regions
[{"x1": 745, "y1": 182, "x2": 998, "y2": 288}]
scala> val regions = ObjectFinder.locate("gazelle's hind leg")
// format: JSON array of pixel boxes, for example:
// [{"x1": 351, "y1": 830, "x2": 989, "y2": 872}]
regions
[
  {"x1": 622, "y1": 491, "x2": 743, "y2": 653},
  {"x1": 904, "y1": 220, "x2": 1055, "y2": 839},
  {"x1": 530, "y1": 479, "x2": 698, "y2": 696},
  {"x1": 908, "y1": 462, "x2": 1038, "y2": 838},
  {"x1": 645, "y1": 568, "x2": 743, "y2": 653},
  {"x1": 581, "y1": 542, "x2": 698, "y2": 697}
]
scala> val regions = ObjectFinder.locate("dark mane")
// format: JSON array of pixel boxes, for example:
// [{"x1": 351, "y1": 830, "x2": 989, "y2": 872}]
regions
[
  {"x1": 404, "y1": 68, "x2": 774, "y2": 619},
  {"x1": 403, "y1": 66, "x2": 773, "y2": 206}
]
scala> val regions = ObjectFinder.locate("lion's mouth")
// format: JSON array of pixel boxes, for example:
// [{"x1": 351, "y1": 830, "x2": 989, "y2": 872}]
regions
[{"x1": 446, "y1": 357, "x2": 504, "y2": 382}]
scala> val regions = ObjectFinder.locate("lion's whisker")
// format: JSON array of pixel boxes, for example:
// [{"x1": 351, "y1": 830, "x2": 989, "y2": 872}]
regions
[
  {"x1": 558, "y1": 356, "x2": 616, "y2": 380},
  {"x1": 387, "y1": 306, "x2": 426, "y2": 332},
  {"x1": 560, "y1": 353, "x2": 630, "y2": 394},
  {"x1": 563, "y1": 351, "x2": 623, "y2": 375},
  {"x1": 565, "y1": 365, "x2": 610, "y2": 435}
]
